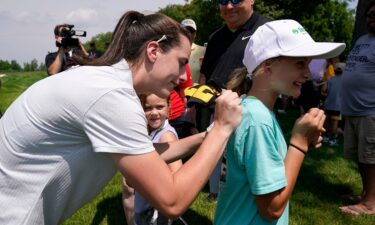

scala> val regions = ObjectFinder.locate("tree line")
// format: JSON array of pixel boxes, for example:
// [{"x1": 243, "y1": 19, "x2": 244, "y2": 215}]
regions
[
  {"x1": 160, "y1": 0, "x2": 355, "y2": 59},
  {"x1": 0, "y1": 0, "x2": 358, "y2": 72},
  {"x1": 0, "y1": 59, "x2": 46, "y2": 72},
  {"x1": 84, "y1": 0, "x2": 357, "y2": 60}
]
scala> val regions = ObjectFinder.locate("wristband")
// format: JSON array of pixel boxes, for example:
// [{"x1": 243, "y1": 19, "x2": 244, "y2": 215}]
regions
[{"x1": 289, "y1": 143, "x2": 307, "y2": 155}]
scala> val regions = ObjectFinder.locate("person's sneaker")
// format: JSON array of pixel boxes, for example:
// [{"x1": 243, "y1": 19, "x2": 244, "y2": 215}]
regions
[
  {"x1": 328, "y1": 138, "x2": 339, "y2": 146},
  {"x1": 323, "y1": 136, "x2": 330, "y2": 143},
  {"x1": 206, "y1": 193, "x2": 218, "y2": 202}
]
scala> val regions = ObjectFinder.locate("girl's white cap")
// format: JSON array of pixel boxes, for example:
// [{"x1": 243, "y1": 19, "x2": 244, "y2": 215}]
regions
[{"x1": 243, "y1": 19, "x2": 346, "y2": 74}]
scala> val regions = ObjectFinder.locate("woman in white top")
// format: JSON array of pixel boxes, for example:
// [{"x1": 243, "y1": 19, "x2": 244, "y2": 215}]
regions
[{"x1": 0, "y1": 11, "x2": 242, "y2": 224}]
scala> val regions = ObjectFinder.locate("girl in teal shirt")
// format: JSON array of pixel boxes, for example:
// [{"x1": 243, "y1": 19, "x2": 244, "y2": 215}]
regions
[{"x1": 214, "y1": 19, "x2": 345, "y2": 225}]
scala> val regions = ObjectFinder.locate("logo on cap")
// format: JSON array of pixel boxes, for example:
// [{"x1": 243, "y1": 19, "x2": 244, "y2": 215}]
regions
[{"x1": 292, "y1": 27, "x2": 307, "y2": 34}]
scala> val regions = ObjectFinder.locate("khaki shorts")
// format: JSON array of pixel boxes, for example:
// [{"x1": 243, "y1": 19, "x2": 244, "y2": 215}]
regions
[{"x1": 344, "y1": 115, "x2": 375, "y2": 164}]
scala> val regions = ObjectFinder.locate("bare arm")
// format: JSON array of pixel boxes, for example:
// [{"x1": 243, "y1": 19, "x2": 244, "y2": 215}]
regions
[
  {"x1": 112, "y1": 90, "x2": 242, "y2": 219},
  {"x1": 153, "y1": 132, "x2": 205, "y2": 163},
  {"x1": 255, "y1": 108, "x2": 325, "y2": 221},
  {"x1": 77, "y1": 41, "x2": 89, "y2": 57},
  {"x1": 47, "y1": 48, "x2": 65, "y2": 75},
  {"x1": 159, "y1": 131, "x2": 182, "y2": 173}
]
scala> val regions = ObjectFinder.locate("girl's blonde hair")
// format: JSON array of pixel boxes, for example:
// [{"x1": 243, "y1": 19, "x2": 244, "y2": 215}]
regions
[{"x1": 227, "y1": 58, "x2": 280, "y2": 95}]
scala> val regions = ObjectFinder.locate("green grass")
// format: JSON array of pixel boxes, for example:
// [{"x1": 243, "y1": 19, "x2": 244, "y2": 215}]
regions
[
  {"x1": 1, "y1": 72, "x2": 374, "y2": 225},
  {"x1": 0, "y1": 71, "x2": 47, "y2": 113}
]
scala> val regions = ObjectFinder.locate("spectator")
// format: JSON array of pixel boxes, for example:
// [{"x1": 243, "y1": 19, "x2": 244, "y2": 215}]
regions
[
  {"x1": 133, "y1": 93, "x2": 183, "y2": 225},
  {"x1": 199, "y1": 0, "x2": 268, "y2": 202},
  {"x1": 322, "y1": 62, "x2": 345, "y2": 146},
  {"x1": 45, "y1": 24, "x2": 88, "y2": 75},
  {"x1": 309, "y1": 59, "x2": 327, "y2": 81},
  {"x1": 199, "y1": 0, "x2": 268, "y2": 87},
  {"x1": 181, "y1": 18, "x2": 206, "y2": 84},
  {"x1": 214, "y1": 19, "x2": 345, "y2": 225},
  {"x1": 296, "y1": 59, "x2": 326, "y2": 114},
  {"x1": 169, "y1": 65, "x2": 197, "y2": 139},
  {"x1": 339, "y1": 0, "x2": 375, "y2": 216},
  {"x1": 88, "y1": 42, "x2": 102, "y2": 59},
  {"x1": 320, "y1": 57, "x2": 337, "y2": 101},
  {"x1": 0, "y1": 11, "x2": 242, "y2": 224}
]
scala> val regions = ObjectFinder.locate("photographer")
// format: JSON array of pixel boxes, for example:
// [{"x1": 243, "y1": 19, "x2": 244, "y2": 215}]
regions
[{"x1": 45, "y1": 24, "x2": 88, "y2": 75}]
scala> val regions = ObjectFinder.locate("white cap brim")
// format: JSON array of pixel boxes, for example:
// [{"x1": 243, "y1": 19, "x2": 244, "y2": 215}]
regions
[
  {"x1": 282, "y1": 42, "x2": 346, "y2": 59},
  {"x1": 243, "y1": 20, "x2": 346, "y2": 74}
]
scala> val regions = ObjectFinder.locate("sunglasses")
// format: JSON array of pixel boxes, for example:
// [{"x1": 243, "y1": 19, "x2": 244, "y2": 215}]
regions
[
  {"x1": 367, "y1": 10, "x2": 375, "y2": 18},
  {"x1": 218, "y1": 0, "x2": 244, "y2": 6}
]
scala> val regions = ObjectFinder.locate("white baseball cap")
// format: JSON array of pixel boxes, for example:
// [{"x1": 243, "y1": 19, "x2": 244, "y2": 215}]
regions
[
  {"x1": 181, "y1": 19, "x2": 197, "y2": 31},
  {"x1": 243, "y1": 19, "x2": 346, "y2": 74}
]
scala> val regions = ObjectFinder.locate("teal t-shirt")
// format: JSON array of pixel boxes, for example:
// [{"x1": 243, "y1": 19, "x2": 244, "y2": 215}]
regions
[{"x1": 214, "y1": 97, "x2": 289, "y2": 225}]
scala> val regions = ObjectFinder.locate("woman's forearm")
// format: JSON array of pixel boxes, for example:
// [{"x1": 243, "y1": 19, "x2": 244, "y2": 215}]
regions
[{"x1": 154, "y1": 132, "x2": 206, "y2": 163}]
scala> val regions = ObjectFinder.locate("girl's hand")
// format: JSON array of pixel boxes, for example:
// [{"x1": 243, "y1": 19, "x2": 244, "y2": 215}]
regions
[{"x1": 290, "y1": 108, "x2": 326, "y2": 152}]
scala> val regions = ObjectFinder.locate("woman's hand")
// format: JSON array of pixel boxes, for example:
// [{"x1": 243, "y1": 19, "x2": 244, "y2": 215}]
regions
[{"x1": 212, "y1": 89, "x2": 242, "y2": 135}]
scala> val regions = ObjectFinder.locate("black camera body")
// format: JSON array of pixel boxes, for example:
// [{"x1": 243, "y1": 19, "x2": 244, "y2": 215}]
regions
[{"x1": 56, "y1": 25, "x2": 87, "y2": 49}]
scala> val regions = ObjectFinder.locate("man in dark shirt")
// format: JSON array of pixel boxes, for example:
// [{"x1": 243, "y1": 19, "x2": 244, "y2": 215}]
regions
[
  {"x1": 198, "y1": 0, "x2": 268, "y2": 202},
  {"x1": 45, "y1": 24, "x2": 88, "y2": 76},
  {"x1": 200, "y1": 0, "x2": 268, "y2": 87}
]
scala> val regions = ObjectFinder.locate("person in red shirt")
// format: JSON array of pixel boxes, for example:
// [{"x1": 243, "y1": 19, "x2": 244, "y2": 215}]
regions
[{"x1": 169, "y1": 65, "x2": 197, "y2": 138}]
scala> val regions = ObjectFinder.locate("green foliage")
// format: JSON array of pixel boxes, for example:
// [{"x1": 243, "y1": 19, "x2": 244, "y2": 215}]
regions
[
  {"x1": 39, "y1": 62, "x2": 46, "y2": 71},
  {"x1": 0, "y1": 59, "x2": 45, "y2": 72},
  {"x1": 84, "y1": 32, "x2": 113, "y2": 53},
  {"x1": 79, "y1": 0, "x2": 353, "y2": 60},
  {"x1": 258, "y1": 0, "x2": 355, "y2": 58},
  {"x1": 159, "y1": 0, "x2": 354, "y2": 58},
  {"x1": 23, "y1": 58, "x2": 39, "y2": 72},
  {"x1": 159, "y1": 4, "x2": 187, "y2": 22},
  {"x1": 10, "y1": 60, "x2": 22, "y2": 71},
  {"x1": 299, "y1": 1, "x2": 355, "y2": 58},
  {"x1": 0, "y1": 59, "x2": 22, "y2": 72},
  {"x1": 254, "y1": 1, "x2": 284, "y2": 19},
  {"x1": 0, "y1": 60, "x2": 12, "y2": 71},
  {"x1": 159, "y1": 0, "x2": 223, "y2": 45}
]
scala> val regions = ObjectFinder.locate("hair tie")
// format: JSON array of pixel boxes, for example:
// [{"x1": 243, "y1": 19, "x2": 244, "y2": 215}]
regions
[{"x1": 132, "y1": 13, "x2": 144, "y2": 25}]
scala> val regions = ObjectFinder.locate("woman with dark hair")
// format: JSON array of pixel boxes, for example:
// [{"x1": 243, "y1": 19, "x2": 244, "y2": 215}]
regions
[{"x1": 0, "y1": 11, "x2": 242, "y2": 224}]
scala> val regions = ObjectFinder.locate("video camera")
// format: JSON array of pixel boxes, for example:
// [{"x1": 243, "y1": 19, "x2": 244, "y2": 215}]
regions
[{"x1": 56, "y1": 25, "x2": 87, "y2": 49}]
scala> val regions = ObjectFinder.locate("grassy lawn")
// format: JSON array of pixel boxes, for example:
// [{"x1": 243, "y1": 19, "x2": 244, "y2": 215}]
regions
[
  {"x1": 0, "y1": 71, "x2": 47, "y2": 113},
  {"x1": 1, "y1": 71, "x2": 374, "y2": 225}
]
